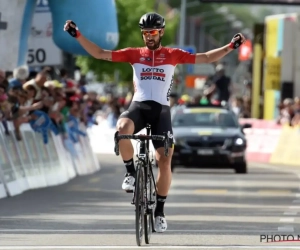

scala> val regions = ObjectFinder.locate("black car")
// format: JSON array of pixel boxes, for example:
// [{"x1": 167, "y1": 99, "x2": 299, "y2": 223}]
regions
[{"x1": 171, "y1": 103, "x2": 251, "y2": 174}]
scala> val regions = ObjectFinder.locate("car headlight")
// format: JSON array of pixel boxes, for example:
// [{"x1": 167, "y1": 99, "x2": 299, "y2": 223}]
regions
[{"x1": 235, "y1": 138, "x2": 244, "y2": 145}]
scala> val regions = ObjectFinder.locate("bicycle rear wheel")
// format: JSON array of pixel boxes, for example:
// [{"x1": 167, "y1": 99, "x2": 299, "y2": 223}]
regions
[{"x1": 135, "y1": 164, "x2": 144, "y2": 246}]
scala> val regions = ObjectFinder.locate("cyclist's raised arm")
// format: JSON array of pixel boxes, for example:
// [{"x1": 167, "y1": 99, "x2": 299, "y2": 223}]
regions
[
  {"x1": 77, "y1": 35, "x2": 112, "y2": 61},
  {"x1": 173, "y1": 33, "x2": 245, "y2": 65},
  {"x1": 195, "y1": 33, "x2": 245, "y2": 64},
  {"x1": 64, "y1": 20, "x2": 132, "y2": 62}
]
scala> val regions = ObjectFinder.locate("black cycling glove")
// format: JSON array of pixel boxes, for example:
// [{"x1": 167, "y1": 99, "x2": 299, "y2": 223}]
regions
[
  {"x1": 66, "y1": 21, "x2": 81, "y2": 38},
  {"x1": 229, "y1": 33, "x2": 243, "y2": 49}
]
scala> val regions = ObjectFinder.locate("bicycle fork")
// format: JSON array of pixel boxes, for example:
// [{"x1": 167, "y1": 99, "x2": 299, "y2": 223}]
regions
[{"x1": 131, "y1": 165, "x2": 155, "y2": 213}]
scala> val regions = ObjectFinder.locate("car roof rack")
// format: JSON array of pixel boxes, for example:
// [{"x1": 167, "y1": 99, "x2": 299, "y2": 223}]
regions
[{"x1": 186, "y1": 101, "x2": 231, "y2": 110}]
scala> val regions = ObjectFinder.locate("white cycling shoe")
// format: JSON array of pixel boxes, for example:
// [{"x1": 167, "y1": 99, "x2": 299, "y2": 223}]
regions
[
  {"x1": 122, "y1": 173, "x2": 135, "y2": 191},
  {"x1": 154, "y1": 213, "x2": 167, "y2": 232}
]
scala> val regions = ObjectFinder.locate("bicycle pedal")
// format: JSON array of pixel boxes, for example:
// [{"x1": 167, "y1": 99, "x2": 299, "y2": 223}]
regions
[{"x1": 148, "y1": 205, "x2": 155, "y2": 210}]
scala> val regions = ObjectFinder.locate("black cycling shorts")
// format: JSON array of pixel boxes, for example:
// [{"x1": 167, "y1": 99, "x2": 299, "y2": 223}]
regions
[{"x1": 119, "y1": 100, "x2": 173, "y2": 150}]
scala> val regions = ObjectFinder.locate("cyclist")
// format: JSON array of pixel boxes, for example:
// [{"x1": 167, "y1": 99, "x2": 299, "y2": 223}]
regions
[{"x1": 64, "y1": 12, "x2": 245, "y2": 233}]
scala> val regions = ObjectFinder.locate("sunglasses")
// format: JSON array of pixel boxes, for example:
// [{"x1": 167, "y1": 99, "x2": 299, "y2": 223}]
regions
[{"x1": 141, "y1": 29, "x2": 160, "y2": 36}]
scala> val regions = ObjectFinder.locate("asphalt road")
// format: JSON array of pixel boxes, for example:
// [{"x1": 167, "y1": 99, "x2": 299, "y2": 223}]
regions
[{"x1": 0, "y1": 154, "x2": 300, "y2": 250}]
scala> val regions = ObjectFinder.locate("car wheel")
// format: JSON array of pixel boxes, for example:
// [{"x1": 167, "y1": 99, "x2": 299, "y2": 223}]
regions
[{"x1": 234, "y1": 162, "x2": 247, "y2": 174}]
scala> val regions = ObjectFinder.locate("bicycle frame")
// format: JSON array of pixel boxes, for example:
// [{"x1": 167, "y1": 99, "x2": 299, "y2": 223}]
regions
[
  {"x1": 134, "y1": 124, "x2": 156, "y2": 206},
  {"x1": 136, "y1": 124, "x2": 151, "y2": 165}
]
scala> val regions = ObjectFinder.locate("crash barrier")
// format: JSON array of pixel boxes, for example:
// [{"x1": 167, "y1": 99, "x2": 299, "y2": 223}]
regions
[
  {"x1": 0, "y1": 121, "x2": 100, "y2": 199},
  {"x1": 240, "y1": 119, "x2": 300, "y2": 166},
  {"x1": 94, "y1": 118, "x2": 300, "y2": 167}
]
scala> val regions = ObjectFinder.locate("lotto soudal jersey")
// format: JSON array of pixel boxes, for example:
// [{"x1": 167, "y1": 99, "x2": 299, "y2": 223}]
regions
[{"x1": 112, "y1": 46, "x2": 196, "y2": 106}]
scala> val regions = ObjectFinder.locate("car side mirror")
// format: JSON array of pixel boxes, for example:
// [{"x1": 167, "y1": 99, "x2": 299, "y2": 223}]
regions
[{"x1": 241, "y1": 123, "x2": 252, "y2": 129}]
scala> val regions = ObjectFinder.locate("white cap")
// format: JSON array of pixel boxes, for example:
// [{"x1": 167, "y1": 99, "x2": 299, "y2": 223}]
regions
[
  {"x1": 216, "y1": 64, "x2": 224, "y2": 72},
  {"x1": 13, "y1": 65, "x2": 29, "y2": 80}
]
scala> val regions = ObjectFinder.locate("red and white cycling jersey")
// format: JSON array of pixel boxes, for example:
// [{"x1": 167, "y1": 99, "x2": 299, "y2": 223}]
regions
[{"x1": 112, "y1": 46, "x2": 196, "y2": 106}]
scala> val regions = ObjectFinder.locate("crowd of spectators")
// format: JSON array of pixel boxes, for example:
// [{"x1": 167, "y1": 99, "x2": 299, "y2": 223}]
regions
[
  {"x1": 169, "y1": 90, "x2": 300, "y2": 128},
  {"x1": 1, "y1": 64, "x2": 299, "y2": 139},
  {"x1": 169, "y1": 92, "x2": 251, "y2": 119},
  {"x1": 277, "y1": 97, "x2": 300, "y2": 126},
  {"x1": 0, "y1": 65, "x2": 126, "y2": 141}
]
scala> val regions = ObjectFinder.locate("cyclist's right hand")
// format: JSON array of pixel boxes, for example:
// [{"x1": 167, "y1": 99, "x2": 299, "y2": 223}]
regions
[{"x1": 64, "y1": 20, "x2": 80, "y2": 38}]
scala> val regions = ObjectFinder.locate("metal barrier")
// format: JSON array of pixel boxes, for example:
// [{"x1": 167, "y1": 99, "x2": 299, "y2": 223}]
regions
[{"x1": 0, "y1": 121, "x2": 100, "y2": 199}]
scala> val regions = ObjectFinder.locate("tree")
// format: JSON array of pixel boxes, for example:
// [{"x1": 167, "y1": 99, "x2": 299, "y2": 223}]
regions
[
  {"x1": 76, "y1": 0, "x2": 179, "y2": 83},
  {"x1": 167, "y1": 1, "x2": 258, "y2": 43},
  {"x1": 225, "y1": 4, "x2": 259, "y2": 28},
  {"x1": 256, "y1": 8, "x2": 275, "y2": 22}
]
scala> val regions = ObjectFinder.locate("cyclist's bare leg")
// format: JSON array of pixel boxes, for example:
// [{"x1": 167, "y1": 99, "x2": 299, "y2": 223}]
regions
[
  {"x1": 155, "y1": 147, "x2": 174, "y2": 196},
  {"x1": 116, "y1": 118, "x2": 135, "y2": 161},
  {"x1": 116, "y1": 117, "x2": 136, "y2": 191},
  {"x1": 154, "y1": 147, "x2": 173, "y2": 232}
]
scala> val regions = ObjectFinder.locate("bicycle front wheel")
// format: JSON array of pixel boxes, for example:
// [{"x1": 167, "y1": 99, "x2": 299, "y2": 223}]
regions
[
  {"x1": 135, "y1": 164, "x2": 144, "y2": 246},
  {"x1": 144, "y1": 169, "x2": 155, "y2": 244}
]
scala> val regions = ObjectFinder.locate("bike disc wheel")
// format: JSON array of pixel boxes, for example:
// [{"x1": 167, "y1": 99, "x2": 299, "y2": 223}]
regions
[{"x1": 135, "y1": 166, "x2": 144, "y2": 246}]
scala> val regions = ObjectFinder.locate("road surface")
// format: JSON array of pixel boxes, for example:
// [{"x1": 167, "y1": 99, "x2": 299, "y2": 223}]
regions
[{"x1": 0, "y1": 154, "x2": 300, "y2": 249}]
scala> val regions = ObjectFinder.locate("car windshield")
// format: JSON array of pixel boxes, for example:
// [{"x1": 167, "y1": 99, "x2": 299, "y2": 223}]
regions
[{"x1": 172, "y1": 109, "x2": 238, "y2": 128}]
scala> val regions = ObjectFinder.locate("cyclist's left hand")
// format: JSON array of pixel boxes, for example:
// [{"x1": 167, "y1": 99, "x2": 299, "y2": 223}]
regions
[{"x1": 229, "y1": 33, "x2": 245, "y2": 49}]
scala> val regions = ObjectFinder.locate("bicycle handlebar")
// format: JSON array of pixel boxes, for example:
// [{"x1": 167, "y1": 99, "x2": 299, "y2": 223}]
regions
[{"x1": 114, "y1": 132, "x2": 170, "y2": 157}]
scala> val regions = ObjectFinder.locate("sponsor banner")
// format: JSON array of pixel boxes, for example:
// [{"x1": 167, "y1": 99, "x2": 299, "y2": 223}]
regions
[
  {"x1": 239, "y1": 119, "x2": 281, "y2": 163},
  {"x1": 27, "y1": 0, "x2": 63, "y2": 67},
  {"x1": 270, "y1": 125, "x2": 300, "y2": 166},
  {"x1": 0, "y1": 0, "x2": 35, "y2": 70}
]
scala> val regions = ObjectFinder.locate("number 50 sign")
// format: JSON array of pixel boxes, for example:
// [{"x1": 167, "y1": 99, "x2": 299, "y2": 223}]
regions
[{"x1": 27, "y1": 1, "x2": 62, "y2": 66}]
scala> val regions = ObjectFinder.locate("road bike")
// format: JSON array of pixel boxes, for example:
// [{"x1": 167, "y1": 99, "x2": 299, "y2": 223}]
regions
[{"x1": 114, "y1": 124, "x2": 170, "y2": 246}]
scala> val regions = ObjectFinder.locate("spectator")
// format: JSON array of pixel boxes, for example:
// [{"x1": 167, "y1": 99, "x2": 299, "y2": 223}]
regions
[
  {"x1": 106, "y1": 99, "x2": 121, "y2": 128},
  {"x1": 23, "y1": 68, "x2": 49, "y2": 101},
  {"x1": 124, "y1": 92, "x2": 133, "y2": 109},
  {"x1": 59, "y1": 69, "x2": 68, "y2": 85},
  {"x1": 178, "y1": 94, "x2": 190, "y2": 106},
  {"x1": 0, "y1": 84, "x2": 10, "y2": 135},
  {"x1": 231, "y1": 96, "x2": 243, "y2": 117},
  {"x1": 0, "y1": 70, "x2": 6, "y2": 85},
  {"x1": 190, "y1": 94, "x2": 201, "y2": 105},
  {"x1": 291, "y1": 110, "x2": 300, "y2": 126},
  {"x1": 8, "y1": 65, "x2": 29, "y2": 91},
  {"x1": 277, "y1": 98, "x2": 295, "y2": 126},
  {"x1": 294, "y1": 97, "x2": 300, "y2": 113},
  {"x1": 205, "y1": 64, "x2": 232, "y2": 103},
  {"x1": 168, "y1": 93, "x2": 179, "y2": 118},
  {"x1": 169, "y1": 93, "x2": 178, "y2": 108},
  {"x1": 241, "y1": 96, "x2": 251, "y2": 118}
]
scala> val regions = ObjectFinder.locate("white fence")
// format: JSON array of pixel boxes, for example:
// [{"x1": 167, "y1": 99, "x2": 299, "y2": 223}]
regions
[{"x1": 0, "y1": 122, "x2": 100, "y2": 199}]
